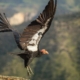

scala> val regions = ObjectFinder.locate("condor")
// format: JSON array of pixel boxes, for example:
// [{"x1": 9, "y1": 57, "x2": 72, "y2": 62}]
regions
[{"x1": 0, "y1": 0, "x2": 57, "y2": 75}]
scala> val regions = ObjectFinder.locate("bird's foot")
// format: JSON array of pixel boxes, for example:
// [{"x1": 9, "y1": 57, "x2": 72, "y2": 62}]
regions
[{"x1": 27, "y1": 66, "x2": 34, "y2": 76}]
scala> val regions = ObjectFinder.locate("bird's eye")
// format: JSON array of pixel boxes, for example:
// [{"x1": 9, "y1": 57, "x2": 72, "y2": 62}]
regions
[{"x1": 38, "y1": 32, "x2": 42, "y2": 35}]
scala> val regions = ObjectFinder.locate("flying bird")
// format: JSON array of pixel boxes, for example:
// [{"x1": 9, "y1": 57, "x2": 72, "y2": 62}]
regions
[{"x1": 0, "y1": 0, "x2": 57, "y2": 75}]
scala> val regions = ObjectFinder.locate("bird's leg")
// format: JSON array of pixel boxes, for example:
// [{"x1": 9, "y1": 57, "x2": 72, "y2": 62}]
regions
[
  {"x1": 27, "y1": 66, "x2": 34, "y2": 76},
  {"x1": 27, "y1": 66, "x2": 31, "y2": 76},
  {"x1": 28, "y1": 66, "x2": 34, "y2": 75}
]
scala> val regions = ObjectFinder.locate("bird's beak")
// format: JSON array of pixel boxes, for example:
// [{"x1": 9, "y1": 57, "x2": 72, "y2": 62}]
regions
[
  {"x1": 40, "y1": 49, "x2": 49, "y2": 55},
  {"x1": 45, "y1": 51, "x2": 49, "y2": 54}
]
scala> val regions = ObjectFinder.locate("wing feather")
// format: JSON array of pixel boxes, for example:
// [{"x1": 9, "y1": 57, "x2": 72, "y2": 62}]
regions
[
  {"x1": 0, "y1": 13, "x2": 12, "y2": 31},
  {"x1": 20, "y1": 0, "x2": 57, "y2": 51},
  {"x1": 0, "y1": 13, "x2": 23, "y2": 50}
]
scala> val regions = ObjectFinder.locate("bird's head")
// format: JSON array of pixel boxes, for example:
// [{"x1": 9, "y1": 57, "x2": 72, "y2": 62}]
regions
[{"x1": 40, "y1": 49, "x2": 49, "y2": 55}]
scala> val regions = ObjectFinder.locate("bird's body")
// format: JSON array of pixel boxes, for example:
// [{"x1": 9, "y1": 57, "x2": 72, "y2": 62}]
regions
[{"x1": 0, "y1": 0, "x2": 57, "y2": 75}]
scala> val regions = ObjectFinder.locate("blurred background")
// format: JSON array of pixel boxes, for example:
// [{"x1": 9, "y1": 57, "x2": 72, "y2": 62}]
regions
[{"x1": 0, "y1": 0, "x2": 80, "y2": 80}]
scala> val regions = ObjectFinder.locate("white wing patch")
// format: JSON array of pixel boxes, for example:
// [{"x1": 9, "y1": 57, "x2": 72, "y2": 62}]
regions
[{"x1": 27, "y1": 18, "x2": 51, "y2": 52}]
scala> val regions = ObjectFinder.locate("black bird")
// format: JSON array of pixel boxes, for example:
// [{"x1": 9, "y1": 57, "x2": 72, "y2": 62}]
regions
[{"x1": 0, "y1": 0, "x2": 57, "y2": 75}]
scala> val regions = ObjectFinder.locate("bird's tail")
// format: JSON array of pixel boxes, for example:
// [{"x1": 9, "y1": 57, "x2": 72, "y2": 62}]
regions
[
  {"x1": 0, "y1": 13, "x2": 12, "y2": 32},
  {"x1": 10, "y1": 52, "x2": 34, "y2": 75},
  {"x1": 11, "y1": 52, "x2": 32, "y2": 67},
  {"x1": 18, "y1": 53, "x2": 33, "y2": 67}
]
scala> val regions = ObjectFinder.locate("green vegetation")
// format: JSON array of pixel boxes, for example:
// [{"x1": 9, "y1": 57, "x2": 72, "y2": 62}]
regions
[{"x1": 0, "y1": 11, "x2": 80, "y2": 80}]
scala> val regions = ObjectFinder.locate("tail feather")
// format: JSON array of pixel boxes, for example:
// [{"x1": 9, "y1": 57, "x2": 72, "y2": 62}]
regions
[
  {"x1": 0, "y1": 13, "x2": 12, "y2": 32},
  {"x1": 11, "y1": 52, "x2": 32, "y2": 67},
  {"x1": 18, "y1": 53, "x2": 34, "y2": 67},
  {"x1": 24, "y1": 59, "x2": 29, "y2": 67},
  {"x1": 18, "y1": 53, "x2": 31, "y2": 67},
  {"x1": 24, "y1": 57, "x2": 34, "y2": 67}
]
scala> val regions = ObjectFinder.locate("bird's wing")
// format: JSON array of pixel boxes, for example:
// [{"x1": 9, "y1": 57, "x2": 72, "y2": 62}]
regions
[
  {"x1": 0, "y1": 13, "x2": 23, "y2": 50},
  {"x1": 20, "y1": 0, "x2": 57, "y2": 52},
  {"x1": 0, "y1": 13, "x2": 12, "y2": 32}
]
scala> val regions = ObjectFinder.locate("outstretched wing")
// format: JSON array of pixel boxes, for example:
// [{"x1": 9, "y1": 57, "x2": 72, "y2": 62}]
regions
[
  {"x1": 0, "y1": 13, "x2": 12, "y2": 32},
  {"x1": 0, "y1": 13, "x2": 23, "y2": 50},
  {"x1": 20, "y1": 0, "x2": 57, "y2": 52}
]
